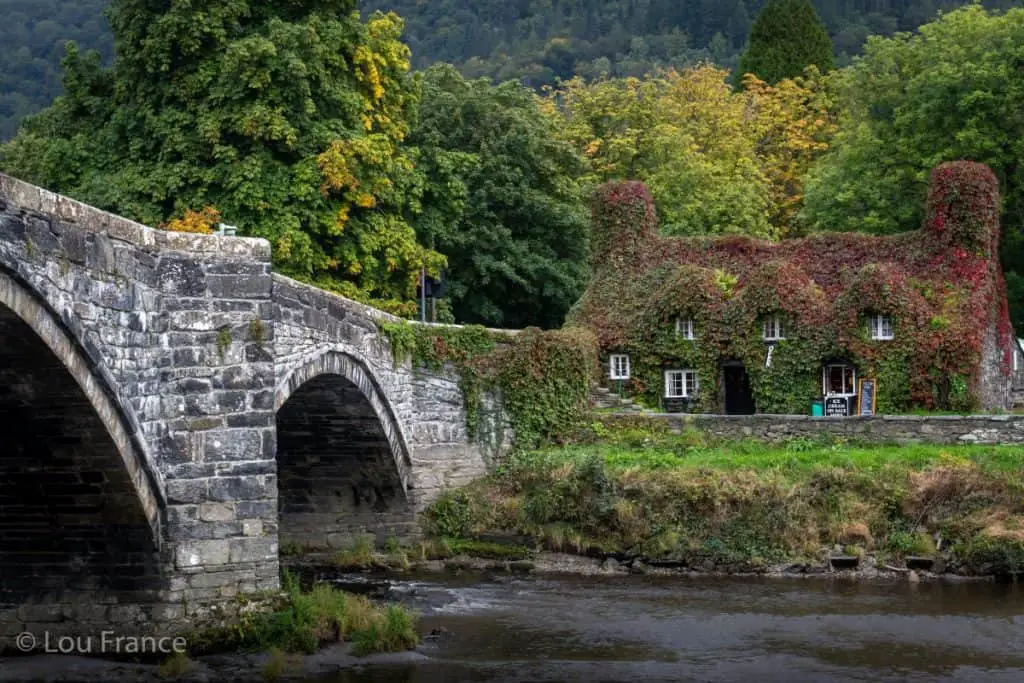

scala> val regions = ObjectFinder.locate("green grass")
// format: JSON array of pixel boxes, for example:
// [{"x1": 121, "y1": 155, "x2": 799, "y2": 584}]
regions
[
  {"x1": 519, "y1": 441, "x2": 1024, "y2": 476},
  {"x1": 351, "y1": 605, "x2": 418, "y2": 656},
  {"x1": 534, "y1": 430, "x2": 1024, "y2": 475},
  {"x1": 429, "y1": 426, "x2": 1024, "y2": 573},
  {"x1": 188, "y1": 571, "x2": 419, "y2": 656},
  {"x1": 441, "y1": 538, "x2": 533, "y2": 559},
  {"x1": 333, "y1": 536, "x2": 376, "y2": 569}
]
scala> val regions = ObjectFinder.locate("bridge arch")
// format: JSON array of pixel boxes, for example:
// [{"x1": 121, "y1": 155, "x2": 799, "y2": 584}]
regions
[
  {"x1": 0, "y1": 267, "x2": 162, "y2": 607},
  {"x1": 274, "y1": 350, "x2": 417, "y2": 549}
]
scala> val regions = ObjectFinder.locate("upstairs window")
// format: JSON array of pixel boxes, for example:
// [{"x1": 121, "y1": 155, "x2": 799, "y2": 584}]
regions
[
  {"x1": 665, "y1": 370, "x2": 698, "y2": 398},
  {"x1": 869, "y1": 314, "x2": 893, "y2": 340},
  {"x1": 676, "y1": 318, "x2": 696, "y2": 340},
  {"x1": 609, "y1": 354, "x2": 630, "y2": 380},
  {"x1": 763, "y1": 315, "x2": 785, "y2": 341}
]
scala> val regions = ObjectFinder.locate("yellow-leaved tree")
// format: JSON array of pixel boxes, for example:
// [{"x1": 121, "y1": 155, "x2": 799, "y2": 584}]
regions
[{"x1": 541, "y1": 64, "x2": 836, "y2": 240}]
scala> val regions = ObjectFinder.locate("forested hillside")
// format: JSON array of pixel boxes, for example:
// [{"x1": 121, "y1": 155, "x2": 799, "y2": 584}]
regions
[
  {"x1": 0, "y1": 0, "x2": 111, "y2": 139},
  {"x1": 361, "y1": 0, "x2": 1022, "y2": 86},
  {"x1": 3, "y1": 2, "x2": 1024, "y2": 330},
  {"x1": 3, "y1": 0, "x2": 1023, "y2": 140}
]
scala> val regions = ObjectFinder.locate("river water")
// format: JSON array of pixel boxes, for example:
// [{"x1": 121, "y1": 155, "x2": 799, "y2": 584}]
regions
[{"x1": 324, "y1": 572, "x2": 1024, "y2": 683}]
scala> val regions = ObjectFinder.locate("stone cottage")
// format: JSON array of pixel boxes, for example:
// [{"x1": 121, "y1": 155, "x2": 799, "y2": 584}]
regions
[{"x1": 567, "y1": 162, "x2": 1014, "y2": 415}]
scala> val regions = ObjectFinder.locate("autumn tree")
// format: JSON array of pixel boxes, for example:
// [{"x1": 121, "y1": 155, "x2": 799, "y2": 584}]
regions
[
  {"x1": 744, "y1": 67, "x2": 836, "y2": 232},
  {"x1": 544, "y1": 65, "x2": 836, "y2": 240},
  {"x1": 0, "y1": 0, "x2": 442, "y2": 311},
  {"x1": 738, "y1": 0, "x2": 834, "y2": 84}
]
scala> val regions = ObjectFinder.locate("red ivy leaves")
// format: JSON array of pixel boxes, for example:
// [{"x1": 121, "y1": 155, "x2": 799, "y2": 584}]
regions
[{"x1": 572, "y1": 161, "x2": 1012, "y2": 411}]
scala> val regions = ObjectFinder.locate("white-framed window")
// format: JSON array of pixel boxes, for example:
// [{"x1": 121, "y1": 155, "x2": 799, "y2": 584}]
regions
[
  {"x1": 1015, "y1": 349, "x2": 1020, "y2": 373},
  {"x1": 609, "y1": 354, "x2": 630, "y2": 380},
  {"x1": 869, "y1": 314, "x2": 894, "y2": 340},
  {"x1": 665, "y1": 369, "x2": 698, "y2": 398},
  {"x1": 823, "y1": 364, "x2": 857, "y2": 396},
  {"x1": 763, "y1": 315, "x2": 785, "y2": 341},
  {"x1": 676, "y1": 317, "x2": 696, "y2": 340}
]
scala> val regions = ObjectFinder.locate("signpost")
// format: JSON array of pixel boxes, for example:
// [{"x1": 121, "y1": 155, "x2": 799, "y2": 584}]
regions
[
  {"x1": 858, "y1": 378, "x2": 877, "y2": 416},
  {"x1": 825, "y1": 397, "x2": 849, "y2": 417}
]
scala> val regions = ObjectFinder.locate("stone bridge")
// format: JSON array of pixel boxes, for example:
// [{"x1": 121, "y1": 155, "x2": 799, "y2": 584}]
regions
[{"x1": 0, "y1": 174, "x2": 505, "y2": 639}]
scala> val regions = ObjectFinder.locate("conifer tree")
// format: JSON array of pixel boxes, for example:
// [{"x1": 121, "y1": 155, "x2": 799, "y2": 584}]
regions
[{"x1": 738, "y1": 0, "x2": 834, "y2": 84}]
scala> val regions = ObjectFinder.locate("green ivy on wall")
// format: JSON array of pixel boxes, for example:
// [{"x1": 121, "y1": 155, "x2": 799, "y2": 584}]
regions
[
  {"x1": 380, "y1": 322, "x2": 597, "y2": 450},
  {"x1": 569, "y1": 163, "x2": 1010, "y2": 414}
]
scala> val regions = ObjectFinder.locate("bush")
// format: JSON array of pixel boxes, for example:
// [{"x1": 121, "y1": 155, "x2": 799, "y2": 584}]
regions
[{"x1": 189, "y1": 571, "x2": 419, "y2": 656}]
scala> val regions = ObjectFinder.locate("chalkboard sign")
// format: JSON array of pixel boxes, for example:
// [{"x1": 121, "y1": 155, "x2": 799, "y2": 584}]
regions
[
  {"x1": 825, "y1": 397, "x2": 849, "y2": 417},
  {"x1": 859, "y1": 378, "x2": 877, "y2": 416}
]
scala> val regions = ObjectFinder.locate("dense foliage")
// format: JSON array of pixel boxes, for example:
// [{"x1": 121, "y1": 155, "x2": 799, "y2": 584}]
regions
[
  {"x1": 410, "y1": 65, "x2": 590, "y2": 329},
  {"x1": 189, "y1": 572, "x2": 418, "y2": 655},
  {"x1": 0, "y1": 0, "x2": 111, "y2": 140},
  {"x1": 569, "y1": 162, "x2": 1012, "y2": 414},
  {"x1": 3, "y1": 1, "x2": 1022, "y2": 140},
  {"x1": 0, "y1": 0, "x2": 442, "y2": 313},
  {"x1": 737, "y1": 0, "x2": 834, "y2": 84},
  {"x1": 800, "y1": 5, "x2": 1024, "y2": 330},
  {"x1": 542, "y1": 65, "x2": 836, "y2": 239},
  {"x1": 1, "y1": 2, "x2": 1023, "y2": 331},
  {"x1": 380, "y1": 322, "x2": 597, "y2": 451}
]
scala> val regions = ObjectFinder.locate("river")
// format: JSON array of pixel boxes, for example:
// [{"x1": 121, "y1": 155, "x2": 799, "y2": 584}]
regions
[{"x1": 316, "y1": 571, "x2": 1024, "y2": 683}]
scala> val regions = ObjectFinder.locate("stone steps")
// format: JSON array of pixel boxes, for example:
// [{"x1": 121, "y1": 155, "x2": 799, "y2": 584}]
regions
[{"x1": 589, "y1": 387, "x2": 652, "y2": 414}]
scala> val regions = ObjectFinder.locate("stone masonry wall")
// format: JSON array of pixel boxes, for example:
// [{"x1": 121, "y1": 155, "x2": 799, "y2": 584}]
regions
[
  {"x1": 272, "y1": 275, "x2": 494, "y2": 517},
  {"x1": 978, "y1": 322, "x2": 1011, "y2": 411},
  {"x1": 276, "y1": 374, "x2": 415, "y2": 549},
  {"x1": 0, "y1": 173, "x2": 280, "y2": 637},
  {"x1": 0, "y1": 171, "x2": 510, "y2": 639},
  {"x1": 627, "y1": 412, "x2": 1024, "y2": 444}
]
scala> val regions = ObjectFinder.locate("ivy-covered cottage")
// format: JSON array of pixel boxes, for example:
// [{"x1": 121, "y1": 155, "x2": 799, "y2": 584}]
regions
[{"x1": 568, "y1": 162, "x2": 1015, "y2": 415}]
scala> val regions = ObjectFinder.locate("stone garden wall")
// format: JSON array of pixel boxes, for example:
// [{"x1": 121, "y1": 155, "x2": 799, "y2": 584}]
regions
[{"x1": 642, "y1": 412, "x2": 1024, "y2": 445}]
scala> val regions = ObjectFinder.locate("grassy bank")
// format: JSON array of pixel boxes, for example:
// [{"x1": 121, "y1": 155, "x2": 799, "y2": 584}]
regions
[
  {"x1": 189, "y1": 571, "x2": 418, "y2": 657},
  {"x1": 423, "y1": 422, "x2": 1024, "y2": 574}
]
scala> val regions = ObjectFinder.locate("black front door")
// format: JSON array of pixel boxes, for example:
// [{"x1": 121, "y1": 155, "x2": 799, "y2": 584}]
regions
[{"x1": 724, "y1": 365, "x2": 755, "y2": 415}]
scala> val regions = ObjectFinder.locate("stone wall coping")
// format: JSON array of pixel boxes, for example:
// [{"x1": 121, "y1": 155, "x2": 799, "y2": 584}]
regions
[
  {"x1": 415, "y1": 321, "x2": 521, "y2": 337},
  {"x1": 0, "y1": 173, "x2": 271, "y2": 260},
  {"x1": 272, "y1": 273, "x2": 403, "y2": 325},
  {"x1": 630, "y1": 412, "x2": 1020, "y2": 423},
  {"x1": 272, "y1": 273, "x2": 519, "y2": 336}
]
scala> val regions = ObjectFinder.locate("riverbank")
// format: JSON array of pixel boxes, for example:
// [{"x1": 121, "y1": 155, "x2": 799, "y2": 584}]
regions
[
  {"x1": 8, "y1": 572, "x2": 1024, "y2": 682},
  {"x1": 0, "y1": 574, "x2": 421, "y2": 682},
  {"x1": 411, "y1": 423, "x2": 1024, "y2": 578},
  {"x1": 0, "y1": 647, "x2": 428, "y2": 683}
]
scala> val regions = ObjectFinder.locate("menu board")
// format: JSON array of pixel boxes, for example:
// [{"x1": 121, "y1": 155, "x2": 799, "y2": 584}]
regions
[
  {"x1": 859, "y1": 378, "x2": 876, "y2": 416},
  {"x1": 825, "y1": 397, "x2": 849, "y2": 417}
]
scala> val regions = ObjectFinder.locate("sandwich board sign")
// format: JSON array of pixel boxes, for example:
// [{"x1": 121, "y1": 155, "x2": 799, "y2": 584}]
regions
[{"x1": 858, "y1": 378, "x2": 877, "y2": 416}]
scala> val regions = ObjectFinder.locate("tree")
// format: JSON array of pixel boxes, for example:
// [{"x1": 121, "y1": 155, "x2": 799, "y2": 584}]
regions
[
  {"x1": 1, "y1": 1, "x2": 1012, "y2": 138},
  {"x1": 543, "y1": 65, "x2": 836, "y2": 240},
  {"x1": 409, "y1": 65, "x2": 590, "y2": 329},
  {"x1": 0, "y1": 0, "x2": 442, "y2": 313},
  {"x1": 737, "y1": 0, "x2": 835, "y2": 84},
  {"x1": 800, "y1": 5, "x2": 1024, "y2": 328}
]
